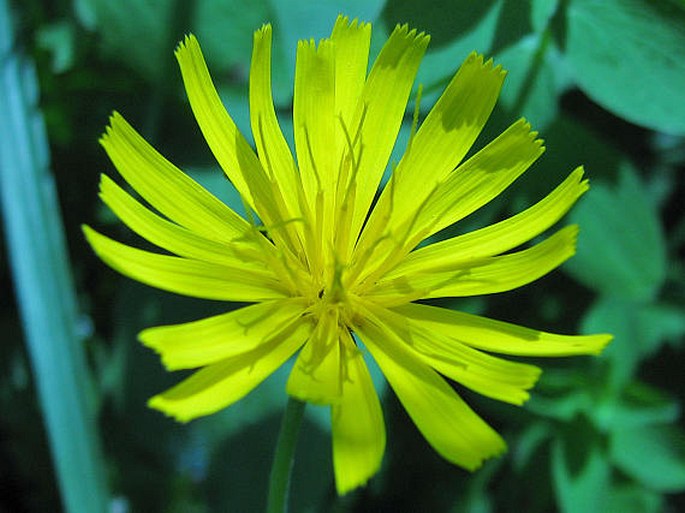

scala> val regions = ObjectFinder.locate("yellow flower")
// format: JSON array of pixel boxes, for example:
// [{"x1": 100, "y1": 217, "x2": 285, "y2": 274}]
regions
[{"x1": 84, "y1": 16, "x2": 611, "y2": 494}]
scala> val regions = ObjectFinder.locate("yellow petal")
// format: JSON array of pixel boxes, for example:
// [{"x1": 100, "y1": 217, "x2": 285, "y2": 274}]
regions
[
  {"x1": 331, "y1": 334, "x2": 385, "y2": 495},
  {"x1": 250, "y1": 24, "x2": 304, "y2": 227},
  {"x1": 98, "y1": 174, "x2": 264, "y2": 267},
  {"x1": 406, "y1": 118, "x2": 544, "y2": 243},
  {"x1": 292, "y1": 37, "x2": 337, "y2": 223},
  {"x1": 139, "y1": 299, "x2": 308, "y2": 370},
  {"x1": 175, "y1": 35, "x2": 260, "y2": 206},
  {"x1": 148, "y1": 318, "x2": 313, "y2": 422},
  {"x1": 83, "y1": 226, "x2": 286, "y2": 301},
  {"x1": 353, "y1": 302, "x2": 506, "y2": 470},
  {"x1": 404, "y1": 324, "x2": 541, "y2": 405},
  {"x1": 388, "y1": 167, "x2": 588, "y2": 279},
  {"x1": 286, "y1": 309, "x2": 343, "y2": 404},
  {"x1": 393, "y1": 302, "x2": 612, "y2": 356},
  {"x1": 176, "y1": 35, "x2": 297, "y2": 250},
  {"x1": 330, "y1": 16, "x2": 372, "y2": 142},
  {"x1": 100, "y1": 112, "x2": 248, "y2": 243},
  {"x1": 353, "y1": 119, "x2": 544, "y2": 288},
  {"x1": 371, "y1": 225, "x2": 579, "y2": 303},
  {"x1": 344, "y1": 24, "x2": 430, "y2": 255},
  {"x1": 368, "y1": 53, "x2": 506, "y2": 243}
]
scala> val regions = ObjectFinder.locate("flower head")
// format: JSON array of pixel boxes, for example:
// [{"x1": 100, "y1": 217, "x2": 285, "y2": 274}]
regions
[{"x1": 84, "y1": 16, "x2": 611, "y2": 494}]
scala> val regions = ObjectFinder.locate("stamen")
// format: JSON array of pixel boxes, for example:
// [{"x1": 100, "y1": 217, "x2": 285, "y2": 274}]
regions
[
  {"x1": 353, "y1": 182, "x2": 441, "y2": 294},
  {"x1": 326, "y1": 251, "x2": 347, "y2": 304},
  {"x1": 334, "y1": 113, "x2": 365, "y2": 258}
]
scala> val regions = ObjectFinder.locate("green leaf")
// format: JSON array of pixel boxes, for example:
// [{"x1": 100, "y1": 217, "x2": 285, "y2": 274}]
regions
[
  {"x1": 450, "y1": 458, "x2": 498, "y2": 513},
  {"x1": 383, "y1": 0, "x2": 501, "y2": 51},
  {"x1": 268, "y1": 0, "x2": 386, "y2": 104},
  {"x1": 565, "y1": 0, "x2": 685, "y2": 135},
  {"x1": 194, "y1": 0, "x2": 271, "y2": 73},
  {"x1": 92, "y1": 0, "x2": 177, "y2": 82},
  {"x1": 36, "y1": 20, "x2": 76, "y2": 73},
  {"x1": 551, "y1": 419, "x2": 610, "y2": 513},
  {"x1": 605, "y1": 485, "x2": 663, "y2": 513},
  {"x1": 512, "y1": 421, "x2": 552, "y2": 470},
  {"x1": 527, "y1": 370, "x2": 595, "y2": 422},
  {"x1": 531, "y1": 0, "x2": 559, "y2": 33},
  {"x1": 610, "y1": 381, "x2": 680, "y2": 428},
  {"x1": 581, "y1": 297, "x2": 684, "y2": 390},
  {"x1": 565, "y1": 164, "x2": 667, "y2": 301},
  {"x1": 495, "y1": 32, "x2": 559, "y2": 129},
  {"x1": 192, "y1": 0, "x2": 288, "y2": 104},
  {"x1": 74, "y1": 0, "x2": 97, "y2": 30},
  {"x1": 185, "y1": 166, "x2": 248, "y2": 219},
  {"x1": 610, "y1": 425, "x2": 685, "y2": 492},
  {"x1": 409, "y1": 1, "x2": 504, "y2": 100},
  {"x1": 638, "y1": 302, "x2": 685, "y2": 350},
  {"x1": 581, "y1": 299, "x2": 642, "y2": 390}
]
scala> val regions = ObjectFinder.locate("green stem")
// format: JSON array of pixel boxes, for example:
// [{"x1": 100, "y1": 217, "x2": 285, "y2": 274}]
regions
[{"x1": 267, "y1": 397, "x2": 306, "y2": 513}]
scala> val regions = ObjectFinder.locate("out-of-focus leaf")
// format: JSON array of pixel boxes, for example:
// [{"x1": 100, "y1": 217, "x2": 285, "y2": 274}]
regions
[
  {"x1": 582, "y1": 297, "x2": 683, "y2": 390},
  {"x1": 530, "y1": 0, "x2": 559, "y2": 33},
  {"x1": 268, "y1": 0, "x2": 386, "y2": 99},
  {"x1": 509, "y1": 115, "x2": 621, "y2": 213},
  {"x1": 409, "y1": 1, "x2": 504, "y2": 102},
  {"x1": 194, "y1": 0, "x2": 271, "y2": 71},
  {"x1": 605, "y1": 485, "x2": 663, "y2": 513},
  {"x1": 638, "y1": 302, "x2": 685, "y2": 350},
  {"x1": 495, "y1": 32, "x2": 558, "y2": 129},
  {"x1": 529, "y1": 352, "x2": 679, "y2": 432},
  {"x1": 185, "y1": 166, "x2": 248, "y2": 219},
  {"x1": 512, "y1": 421, "x2": 552, "y2": 470},
  {"x1": 551, "y1": 422, "x2": 610, "y2": 513},
  {"x1": 193, "y1": 0, "x2": 280, "y2": 98},
  {"x1": 565, "y1": 164, "x2": 667, "y2": 301},
  {"x1": 383, "y1": 0, "x2": 499, "y2": 49},
  {"x1": 272, "y1": 0, "x2": 385, "y2": 51},
  {"x1": 565, "y1": 0, "x2": 685, "y2": 135},
  {"x1": 217, "y1": 86, "x2": 253, "y2": 144},
  {"x1": 106, "y1": 282, "x2": 188, "y2": 512},
  {"x1": 36, "y1": 20, "x2": 76, "y2": 73},
  {"x1": 609, "y1": 382, "x2": 680, "y2": 428},
  {"x1": 527, "y1": 371, "x2": 594, "y2": 422},
  {"x1": 610, "y1": 425, "x2": 685, "y2": 493},
  {"x1": 581, "y1": 299, "x2": 641, "y2": 390},
  {"x1": 450, "y1": 459, "x2": 498, "y2": 513},
  {"x1": 92, "y1": 0, "x2": 176, "y2": 82},
  {"x1": 73, "y1": 0, "x2": 97, "y2": 30}
]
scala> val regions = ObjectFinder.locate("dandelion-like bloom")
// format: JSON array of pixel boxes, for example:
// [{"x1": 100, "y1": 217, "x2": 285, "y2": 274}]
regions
[{"x1": 84, "y1": 16, "x2": 611, "y2": 493}]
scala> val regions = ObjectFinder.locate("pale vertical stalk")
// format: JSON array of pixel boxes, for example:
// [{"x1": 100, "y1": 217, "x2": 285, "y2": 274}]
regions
[{"x1": 0, "y1": 1, "x2": 109, "y2": 512}]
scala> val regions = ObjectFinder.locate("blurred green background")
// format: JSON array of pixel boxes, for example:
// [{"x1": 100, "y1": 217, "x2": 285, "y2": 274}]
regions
[{"x1": 1, "y1": 0, "x2": 684, "y2": 512}]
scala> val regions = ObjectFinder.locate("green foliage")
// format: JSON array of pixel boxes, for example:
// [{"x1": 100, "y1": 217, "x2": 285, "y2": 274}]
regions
[
  {"x1": 551, "y1": 420, "x2": 610, "y2": 513},
  {"x1": 565, "y1": 0, "x2": 685, "y2": 135},
  {"x1": 89, "y1": 0, "x2": 178, "y2": 82},
  {"x1": 567, "y1": 164, "x2": 667, "y2": 302},
  {"x1": 611, "y1": 424, "x2": 685, "y2": 493},
  {"x1": 2, "y1": 0, "x2": 685, "y2": 512}
]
